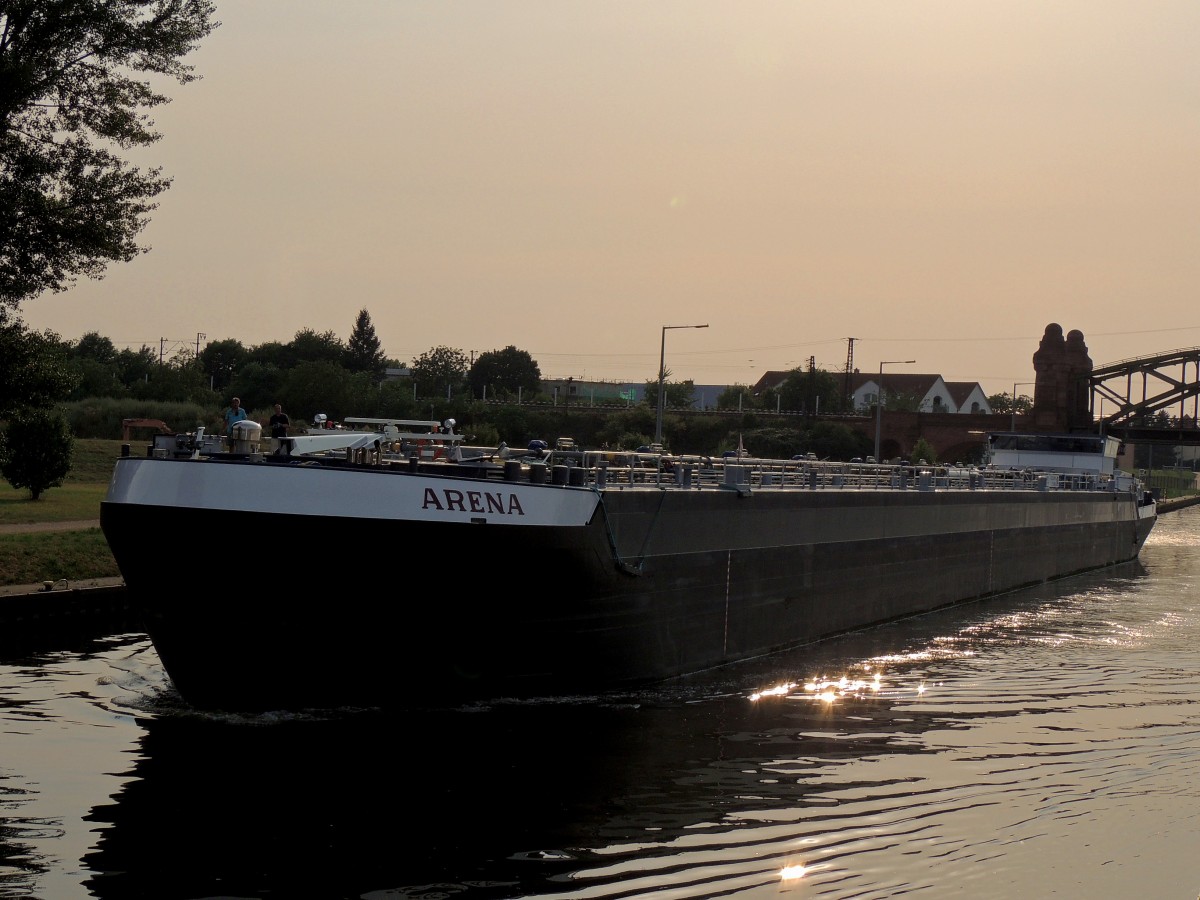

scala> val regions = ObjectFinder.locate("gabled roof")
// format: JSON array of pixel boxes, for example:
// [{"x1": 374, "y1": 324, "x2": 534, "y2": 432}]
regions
[
  {"x1": 848, "y1": 372, "x2": 942, "y2": 396},
  {"x1": 750, "y1": 370, "x2": 790, "y2": 394},
  {"x1": 944, "y1": 381, "x2": 985, "y2": 407}
]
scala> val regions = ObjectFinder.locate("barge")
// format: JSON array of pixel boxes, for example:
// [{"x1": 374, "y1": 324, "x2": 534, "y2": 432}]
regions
[{"x1": 100, "y1": 424, "x2": 1156, "y2": 711}]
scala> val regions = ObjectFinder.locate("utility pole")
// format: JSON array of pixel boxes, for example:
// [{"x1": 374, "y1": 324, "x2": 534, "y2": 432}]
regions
[
  {"x1": 196, "y1": 333, "x2": 206, "y2": 357},
  {"x1": 844, "y1": 337, "x2": 856, "y2": 409},
  {"x1": 159, "y1": 337, "x2": 165, "y2": 365}
]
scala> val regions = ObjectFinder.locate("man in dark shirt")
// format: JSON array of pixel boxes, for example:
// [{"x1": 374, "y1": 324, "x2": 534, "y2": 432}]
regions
[{"x1": 269, "y1": 403, "x2": 290, "y2": 454}]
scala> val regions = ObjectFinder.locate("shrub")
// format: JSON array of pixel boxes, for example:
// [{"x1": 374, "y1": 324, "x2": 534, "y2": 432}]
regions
[{"x1": 0, "y1": 410, "x2": 75, "y2": 500}]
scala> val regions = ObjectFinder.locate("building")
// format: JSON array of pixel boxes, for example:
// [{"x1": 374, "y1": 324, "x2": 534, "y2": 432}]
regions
[{"x1": 751, "y1": 370, "x2": 992, "y2": 414}]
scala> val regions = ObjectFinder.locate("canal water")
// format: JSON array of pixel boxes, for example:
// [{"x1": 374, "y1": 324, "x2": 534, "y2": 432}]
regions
[{"x1": 2, "y1": 508, "x2": 1199, "y2": 900}]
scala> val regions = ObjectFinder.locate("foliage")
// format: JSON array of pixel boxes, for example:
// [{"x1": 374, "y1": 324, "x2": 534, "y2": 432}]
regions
[
  {"x1": 0, "y1": 1, "x2": 219, "y2": 307},
  {"x1": 733, "y1": 427, "x2": 798, "y2": 459},
  {"x1": 910, "y1": 437, "x2": 938, "y2": 464},
  {"x1": 987, "y1": 391, "x2": 1033, "y2": 415},
  {"x1": 73, "y1": 332, "x2": 119, "y2": 365},
  {"x1": 290, "y1": 328, "x2": 346, "y2": 366},
  {"x1": 62, "y1": 398, "x2": 210, "y2": 440},
  {"x1": 197, "y1": 338, "x2": 248, "y2": 393},
  {"x1": 229, "y1": 361, "x2": 284, "y2": 413},
  {"x1": 716, "y1": 384, "x2": 756, "y2": 411},
  {"x1": 244, "y1": 340, "x2": 293, "y2": 371},
  {"x1": 283, "y1": 360, "x2": 357, "y2": 424},
  {"x1": 642, "y1": 379, "x2": 696, "y2": 410},
  {"x1": 805, "y1": 421, "x2": 873, "y2": 460},
  {"x1": 346, "y1": 309, "x2": 387, "y2": 381},
  {"x1": 778, "y1": 368, "x2": 847, "y2": 415},
  {"x1": 886, "y1": 390, "x2": 925, "y2": 412},
  {"x1": 0, "y1": 409, "x2": 74, "y2": 499},
  {"x1": 468, "y1": 346, "x2": 541, "y2": 400},
  {"x1": 411, "y1": 345, "x2": 470, "y2": 399},
  {"x1": 0, "y1": 310, "x2": 78, "y2": 416},
  {"x1": 113, "y1": 345, "x2": 158, "y2": 392}
]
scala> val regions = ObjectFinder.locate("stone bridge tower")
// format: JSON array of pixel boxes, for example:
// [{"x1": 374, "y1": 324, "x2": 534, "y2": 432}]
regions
[{"x1": 1031, "y1": 323, "x2": 1093, "y2": 432}]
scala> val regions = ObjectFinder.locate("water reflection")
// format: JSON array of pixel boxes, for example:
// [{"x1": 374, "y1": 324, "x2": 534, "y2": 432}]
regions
[{"x1": 4, "y1": 510, "x2": 1200, "y2": 899}]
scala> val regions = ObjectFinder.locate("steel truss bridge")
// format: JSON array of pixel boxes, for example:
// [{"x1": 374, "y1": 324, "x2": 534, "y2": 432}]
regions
[{"x1": 1089, "y1": 346, "x2": 1200, "y2": 445}]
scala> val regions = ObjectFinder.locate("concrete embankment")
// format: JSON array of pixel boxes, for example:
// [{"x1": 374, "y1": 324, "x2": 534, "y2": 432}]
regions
[{"x1": 1156, "y1": 495, "x2": 1200, "y2": 514}]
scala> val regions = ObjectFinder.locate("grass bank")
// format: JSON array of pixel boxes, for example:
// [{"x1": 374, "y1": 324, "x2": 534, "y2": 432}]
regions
[{"x1": 0, "y1": 439, "x2": 123, "y2": 586}]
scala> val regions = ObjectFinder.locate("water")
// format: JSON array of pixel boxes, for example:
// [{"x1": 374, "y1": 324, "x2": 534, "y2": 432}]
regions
[{"x1": 3, "y1": 510, "x2": 1200, "y2": 900}]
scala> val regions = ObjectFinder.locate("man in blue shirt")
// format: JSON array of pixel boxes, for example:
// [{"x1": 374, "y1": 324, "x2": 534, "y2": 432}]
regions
[{"x1": 223, "y1": 397, "x2": 247, "y2": 436}]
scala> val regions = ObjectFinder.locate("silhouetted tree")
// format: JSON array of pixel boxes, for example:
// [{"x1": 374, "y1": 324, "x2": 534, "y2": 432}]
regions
[
  {"x1": 0, "y1": 1, "x2": 219, "y2": 307},
  {"x1": 0, "y1": 311, "x2": 76, "y2": 417},
  {"x1": 0, "y1": 409, "x2": 74, "y2": 499},
  {"x1": 231, "y1": 362, "x2": 285, "y2": 413},
  {"x1": 115, "y1": 346, "x2": 159, "y2": 388},
  {"x1": 779, "y1": 367, "x2": 845, "y2": 414},
  {"x1": 642, "y1": 378, "x2": 696, "y2": 410},
  {"x1": 244, "y1": 340, "x2": 294, "y2": 371},
  {"x1": 284, "y1": 360, "x2": 355, "y2": 422},
  {"x1": 345, "y1": 309, "x2": 387, "y2": 381},
  {"x1": 198, "y1": 339, "x2": 248, "y2": 392},
  {"x1": 289, "y1": 329, "x2": 346, "y2": 366},
  {"x1": 716, "y1": 384, "x2": 756, "y2": 411},
  {"x1": 468, "y1": 346, "x2": 541, "y2": 399},
  {"x1": 72, "y1": 332, "x2": 119, "y2": 365},
  {"x1": 410, "y1": 346, "x2": 470, "y2": 399}
]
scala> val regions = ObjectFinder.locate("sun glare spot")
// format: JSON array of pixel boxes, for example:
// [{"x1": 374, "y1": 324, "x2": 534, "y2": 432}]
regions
[{"x1": 780, "y1": 863, "x2": 807, "y2": 881}]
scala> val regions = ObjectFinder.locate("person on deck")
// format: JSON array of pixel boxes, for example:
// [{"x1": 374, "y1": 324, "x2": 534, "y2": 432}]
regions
[
  {"x1": 223, "y1": 397, "x2": 247, "y2": 437},
  {"x1": 269, "y1": 403, "x2": 291, "y2": 455},
  {"x1": 269, "y1": 403, "x2": 290, "y2": 439}
]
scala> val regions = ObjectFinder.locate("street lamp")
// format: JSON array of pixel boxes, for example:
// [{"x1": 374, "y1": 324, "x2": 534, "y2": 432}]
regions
[
  {"x1": 655, "y1": 324, "x2": 709, "y2": 444},
  {"x1": 874, "y1": 359, "x2": 915, "y2": 463},
  {"x1": 1011, "y1": 381, "x2": 1035, "y2": 432}
]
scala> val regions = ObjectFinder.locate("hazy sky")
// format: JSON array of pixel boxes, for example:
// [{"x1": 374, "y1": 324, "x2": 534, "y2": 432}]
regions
[{"x1": 19, "y1": 1, "x2": 1200, "y2": 396}]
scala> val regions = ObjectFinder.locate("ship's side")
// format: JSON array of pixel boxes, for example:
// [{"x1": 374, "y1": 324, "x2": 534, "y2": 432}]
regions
[{"x1": 100, "y1": 453, "x2": 1155, "y2": 711}]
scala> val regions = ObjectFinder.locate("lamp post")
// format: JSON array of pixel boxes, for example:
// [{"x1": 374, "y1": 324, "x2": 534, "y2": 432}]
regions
[
  {"x1": 655, "y1": 324, "x2": 709, "y2": 444},
  {"x1": 874, "y1": 359, "x2": 915, "y2": 463},
  {"x1": 1011, "y1": 381, "x2": 1035, "y2": 432}
]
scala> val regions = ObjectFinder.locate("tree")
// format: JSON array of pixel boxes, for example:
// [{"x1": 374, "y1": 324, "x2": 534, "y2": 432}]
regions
[
  {"x1": 289, "y1": 328, "x2": 346, "y2": 366},
  {"x1": 115, "y1": 345, "x2": 158, "y2": 388},
  {"x1": 779, "y1": 367, "x2": 845, "y2": 414},
  {"x1": 345, "y1": 309, "x2": 387, "y2": 380},
  {"x1": 987, "y1": 391, "x2": 1033, "y2": 415},
  {"x1": 642, "y1": 378, "x2": 696, "y2": 410},
  {"x1": 0, "y1": 1, "x2": 219, "y2": 307},
  {"x1": 244, "y1": 340, "x2": 293, "y2": 371},
  {"x1": 468, "y1": 346, "x2": 541, "y2": 399},
  {"x1": 410, "y1": 346, "x2": 469, "y2": 399},
  {"x1": 0, "y1": 408, "x2": 74, "y2": 499},
  {"x1": 284, "y1": 360, "x2": 355, "y2": 423},
  {"x1": 65, "y1": 331, "x2": 123, "y2": 399},
  {"x1": 72, "y1": 332, "x2": 118, "y2": 365},
  {"x1": 197, "y1": 339, "x2": 248, "y2": 393},
  {"x1": 716, "y1": 384, "x2": 756, "y2": 411},
  {"x1": 0, "y1": 310, "x2": 77, "y2": 417},
  {"x1": 228, "y1": 361, "x2": 284, "y2": 413},
  {"x1": 910, "y1": 437, "x2": 938, "y2": 464}
]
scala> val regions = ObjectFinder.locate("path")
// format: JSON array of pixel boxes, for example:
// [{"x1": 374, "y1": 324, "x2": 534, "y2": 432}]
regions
[{"x1": 0, "y1": 519, "x2": 101, "y2": 535}]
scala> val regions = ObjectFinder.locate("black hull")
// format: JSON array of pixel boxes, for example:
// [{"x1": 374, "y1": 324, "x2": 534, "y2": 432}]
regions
[{"x1": 101, "y1": 484, "x2": 1154, "y2": 712}]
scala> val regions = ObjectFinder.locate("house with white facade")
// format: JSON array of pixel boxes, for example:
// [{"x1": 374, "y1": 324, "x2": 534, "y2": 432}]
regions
[
  {"x1": 848, "y1": 372, "x2": 992, "y2": 414},
  {"x1": 749, "y1": 370, "x2": 992, "y2": 414}
]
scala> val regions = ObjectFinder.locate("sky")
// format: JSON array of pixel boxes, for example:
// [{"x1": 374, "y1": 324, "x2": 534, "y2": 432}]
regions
[{"x1": 18, "y1": 1, "x2": 1200, "y2": 397}]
